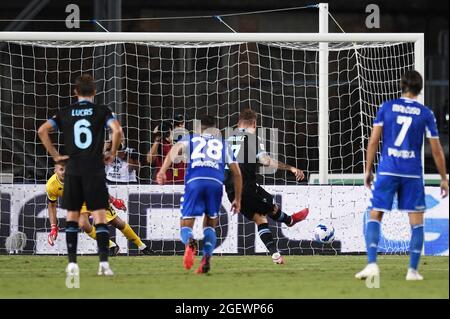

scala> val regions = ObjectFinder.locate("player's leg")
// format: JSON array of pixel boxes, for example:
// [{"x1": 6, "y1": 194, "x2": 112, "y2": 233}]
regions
[
  {"x1": 399, "y1": 177, "x2": 426, "y2": 280},
  {"x1": 84, "y1": 174, "x2": 113, "y2": 276},
  {"x1": 181, "y1": 218, "x2": 197, "y2": 270},
  {"x1": 196, "y1": 216, "x2": 218, "y2": 274},
  {"x1": 406, "y1": 212, "x2": 425, "y2": 280},
  {"x1": 196, "y1": 181, "x2": 221, "y2": 274},
  {"x1": 252, "y1": 213, "x2": 284, "y2": 264},
  {"x1": 180, "y1": 181, "x2": 203, "y2": 270},
  {"x1": 61, "y1": 174, "x2": 84, "y2": 277},
  {"x1": 269, "y1": 204, "x2": 309, "y2": 227},
  {"x1": 242, "y1": 186, "x2": 284, "y2": 264},
  {"x1": 107, "y1": 210, "x2": 153, "y2": 255},
  {"x1": 356, "y1": 174, "x2": 398, "y2": 279},
  {"x1": 78, "y1": 211, "x2": 119, "y2": 255}
]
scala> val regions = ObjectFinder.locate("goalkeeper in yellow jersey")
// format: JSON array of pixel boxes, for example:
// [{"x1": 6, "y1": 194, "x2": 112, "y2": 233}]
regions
[{"x1": 46, "y1": 161, "x2": 153, "y2": 255}]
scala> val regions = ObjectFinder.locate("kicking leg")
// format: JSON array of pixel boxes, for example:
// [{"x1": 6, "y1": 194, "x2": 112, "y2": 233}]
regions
[{"x1": 269, "y1": 204, "x2": 309, "y2": 227}]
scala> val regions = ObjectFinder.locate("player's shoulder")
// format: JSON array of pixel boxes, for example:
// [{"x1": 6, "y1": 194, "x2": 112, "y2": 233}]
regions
[{"x1": 46, "y1": 173, "x2": 62, "y2": 191}]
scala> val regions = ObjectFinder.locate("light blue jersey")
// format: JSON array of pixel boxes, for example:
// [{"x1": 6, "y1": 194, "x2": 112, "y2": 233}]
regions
[{"x1": 374, "y1": 97, "x2": 439, "y2": 178}]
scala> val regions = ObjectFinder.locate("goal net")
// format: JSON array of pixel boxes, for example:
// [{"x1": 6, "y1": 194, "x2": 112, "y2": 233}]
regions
[{"x1": 0, "y1": 33, "x2": 420, "y2": 256}]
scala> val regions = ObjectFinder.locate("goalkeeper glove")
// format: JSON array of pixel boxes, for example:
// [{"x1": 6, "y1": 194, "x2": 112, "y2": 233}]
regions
[
  {"x1": 47, "y1": 224, "x2": 59, "y2": 246},
  {"x1": 110, "y1": 195, "x2": 127, "y2": 211}
]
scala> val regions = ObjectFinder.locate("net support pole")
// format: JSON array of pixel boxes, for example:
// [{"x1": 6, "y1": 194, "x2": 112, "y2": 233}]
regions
[
  {"x1": 318, "y1": 3, "x2": 329, "y2": 184},
  {"x1": 414, "y1": 35, "x2": 426, "y2": 177}
]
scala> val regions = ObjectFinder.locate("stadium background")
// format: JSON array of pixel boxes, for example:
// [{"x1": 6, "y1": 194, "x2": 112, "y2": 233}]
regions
[{"x1": 0, "y1": 0, "x2": 448, "y2": 184}]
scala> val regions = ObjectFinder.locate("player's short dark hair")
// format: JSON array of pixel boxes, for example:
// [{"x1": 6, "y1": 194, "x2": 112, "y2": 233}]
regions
[
  {"x1": 54, "y1": 159, "x2": 67, "y2": 166},
  {"x1": 199, "y1": 114, "x2": 217, "y2": 130},
  {"x1": 74, "y1": 74, "x2": 96, "y2": 97},
  {"x1": 400, "y1": 70, "x2": 423, "y2": 96},
  {"x1": 239, "y1": 108, "x2": 257, "y2": 124},
  {"x1": 174, "y1": 113, "x2": 185, "y2": 127}
]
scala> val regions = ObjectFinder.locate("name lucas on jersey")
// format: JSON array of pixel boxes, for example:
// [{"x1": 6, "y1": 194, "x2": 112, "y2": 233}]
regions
[{"x1": 72, "y1": 108, "x2": 93, "y2": 116}]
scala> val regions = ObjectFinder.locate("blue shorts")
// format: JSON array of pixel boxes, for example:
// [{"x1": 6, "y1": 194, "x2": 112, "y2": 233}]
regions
[
  {"x1": 370, "y1": 174, "x2": 426, "y2": 212},
  {"x1": 180, "y1": 179, "x2": 223, "y2": 219}
]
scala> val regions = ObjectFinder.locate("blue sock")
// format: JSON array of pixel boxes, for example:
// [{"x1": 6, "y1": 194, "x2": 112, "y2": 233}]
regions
[
  {"x1": 365, "y1": 220, "x2": 381, "y2": 264},
  {"x1": 180, "y1": 227, "x2": 193, "y2": 245},
  {"x1": 202, "y1": 227, "x2": 217, "y2": 257},
  {"x1": 409, "y1": 225, "x2": 424, "y2": 270}
]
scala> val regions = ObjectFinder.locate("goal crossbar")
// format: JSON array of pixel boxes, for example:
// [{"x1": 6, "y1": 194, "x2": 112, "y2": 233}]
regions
[{"x1": 0, "y1": 32, "x2": 424, "y2": 43}]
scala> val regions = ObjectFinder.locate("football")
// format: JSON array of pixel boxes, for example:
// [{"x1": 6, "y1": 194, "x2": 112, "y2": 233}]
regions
[{"x1": 314, "y1": 224, "x2": 335, "y2": 244}]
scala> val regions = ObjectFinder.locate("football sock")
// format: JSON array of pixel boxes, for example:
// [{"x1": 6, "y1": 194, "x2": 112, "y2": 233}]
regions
[
  {"x1": 257, "y1": 223, "x2": 277, "y2": 254},
  {"x1": 86, "y1": 226, "x2": 97, "y2": 239},
  {"x1": 121, "y1": 223, "x2": 144, "y2": 248},
  {"x1": 86, "y1": 225, "x2": 116, "y2": 248},
  {"x1": 203, "y1": 227, "x2": 217, "y2": 257},
  {"x1": 95, "y1": 223, "x2": 110, "y2": 262},
  {"x1": 409, "y1": 224, "x2": 424, "y2": 270},
  {"x1": 180, "y1": 227, "x2": 193, "y2": 245},
  {"x1": 365, "y1": 219, "x2": 381, "y2": 264},
  {"x1": 65, "y1": 221, "x2": 79, "y2": 264},
  {"x1": 271, "y1": 208, "x2": 292, "y2": 225}
]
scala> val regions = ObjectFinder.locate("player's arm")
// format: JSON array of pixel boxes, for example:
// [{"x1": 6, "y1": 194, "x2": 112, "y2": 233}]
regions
[
  {"x1": 47, "y1": 200, "x2": 59, "y2": 246},
  {"x1": 128, "y1": 154, "x2": 140, "y2": 172},
  {"x1": 258, "y1": 154, "x2": 305, "y2": 181},
  {"x1": 229, "y1": 162, "x2": 242, "y2": 213},
  {"x1": 45, "y1": 183, "x2": 59, "y2": 246},
  {"x1": 105, "y1": 119, "x2": 123, "y2": 164},
  {"x1": 147, "y1": 126, "x2": 161, "y2": 164},
  {"x1": 156, "y1": 142, "x2": 185, "y2": 184},
  {"x1": 364, "y1": 125, "x2": 383, "y2": 189},
  {"x1": 429, "y1": 138, "x2": 448, "y2": 198},
  {"x1": 37, "y1": 120, "x2": 69, "y2": 162}
]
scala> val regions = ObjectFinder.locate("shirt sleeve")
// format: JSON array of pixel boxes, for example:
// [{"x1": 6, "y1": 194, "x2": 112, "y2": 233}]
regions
[
  {"x1": 105, "y1": 107, "x2": 117, "y2": 128},
  {"x1": 179, "y1": 134, "x2": 190, "y2": 148},
  {"x1": 46, "y1": 181, "x2": 58, "y2": 202},
  {"x1": 48, "y1": 111, "x2": 61, "y2": 131},
  {"x1": 224, "y1": 140, "x2": 236, "y2": 164},
  {"x1": 256, "y1": 136, "x2": 267, "y2": 159},
  {"x1": 373, "y1": 103, "x2": 385, "y2": 127},
  {"x1": 425, "y1": 109, "x2": 439, "y2": 139}
]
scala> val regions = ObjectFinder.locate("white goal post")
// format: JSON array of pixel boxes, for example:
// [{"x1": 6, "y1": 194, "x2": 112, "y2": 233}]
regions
[{"x1": 1, "y1": 30, "x2": 437, "y2": 257}]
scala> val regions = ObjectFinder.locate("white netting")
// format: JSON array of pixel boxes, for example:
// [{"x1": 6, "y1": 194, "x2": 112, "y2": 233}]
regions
[{"x1": 0, "y1": 39, "x2": 415, "y2": 255}]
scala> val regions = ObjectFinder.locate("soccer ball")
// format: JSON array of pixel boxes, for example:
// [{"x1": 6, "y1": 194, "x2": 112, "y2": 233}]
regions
[{"x1": 313, "y1": 224, "x2": 335, "y2": 244}]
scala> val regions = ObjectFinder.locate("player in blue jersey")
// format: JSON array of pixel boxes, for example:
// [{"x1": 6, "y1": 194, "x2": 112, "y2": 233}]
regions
[
  {"x1": 356, "y1": 70, "x2": 448, "y2": 281},
  {"x1": 157, "y1": 115, "x2": 242, "y2": 274}
]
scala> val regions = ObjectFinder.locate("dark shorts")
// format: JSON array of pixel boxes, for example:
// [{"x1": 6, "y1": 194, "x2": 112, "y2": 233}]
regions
[
  {"x1": 226, "y1": 184, "x2": 275, "y2": 220},
  {"x1": 62, "y1": 173, "x2": 109, "y2": 212}
]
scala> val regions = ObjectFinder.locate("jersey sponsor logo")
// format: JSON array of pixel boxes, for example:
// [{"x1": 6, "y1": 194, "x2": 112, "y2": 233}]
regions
[
  {"x1": 191, "y1": 160, "x2": 219, "y2": 170},
  {"x1": 71, "y1": 108, "x2": 93, "y2": 117},
  {"x1": 387, "y1": 147, "x2": 416, "y2": 159},
  {"x1": 392, "y1": 104, "x2": 421, "y2": 115}
]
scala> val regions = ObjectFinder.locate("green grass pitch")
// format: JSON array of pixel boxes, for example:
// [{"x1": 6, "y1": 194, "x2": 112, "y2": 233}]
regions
[{"x1": 0, "y1": 255, "x2": 447, "y2": 298}]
